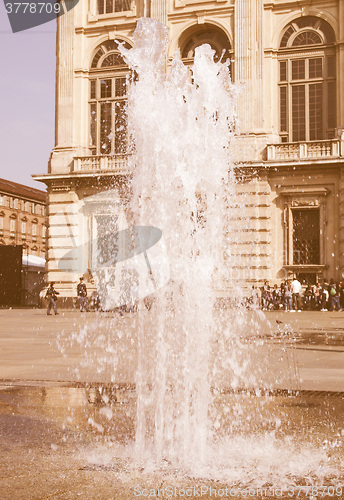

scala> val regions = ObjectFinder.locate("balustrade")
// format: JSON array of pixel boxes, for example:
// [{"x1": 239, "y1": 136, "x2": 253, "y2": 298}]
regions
[
  {"x1": 267, "y1": 139, "x2": 344, "y2": 161},
  {"x1": 73, "y1": 154, "x2": 133, "y2": 174}
]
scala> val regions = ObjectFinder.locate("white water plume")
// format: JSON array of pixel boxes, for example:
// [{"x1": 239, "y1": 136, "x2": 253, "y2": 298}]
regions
[{"x1": 120, "y1": 18, "x2": 242, "y2": 468}]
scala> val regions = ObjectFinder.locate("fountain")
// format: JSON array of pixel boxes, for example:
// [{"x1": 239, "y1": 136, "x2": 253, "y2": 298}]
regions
[
  {"x1": 53, "y1": 17, "x2": 344, "y2": 491},
  {"x1": 109, "y1": 17, "x2": 343, "y2": 486}
]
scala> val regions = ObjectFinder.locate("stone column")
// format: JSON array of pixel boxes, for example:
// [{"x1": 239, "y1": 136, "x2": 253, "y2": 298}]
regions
[
  {"x1": 338, "y1": 1, "x2": 344, "y2": 279},
  {"x1": 55, "y1": 0, "x2": 74, "y2": 150},
  {"x1": 339, "y1": 167, "x2": 344, "y2": 279},
  {"x1": 338, "y1": 0, "x2": 344, "y2": 132},
  {"x1": 234, "y1": 0, "x2": 264, "y2": 134}
]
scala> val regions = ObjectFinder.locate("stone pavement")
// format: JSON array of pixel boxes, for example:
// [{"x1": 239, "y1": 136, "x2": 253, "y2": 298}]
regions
[
  {"x1": 0, "y1": 308, "x2": 343, "y2": 391},
  {"x1": 0, "y1": 308, "x2": 343, "y2": 499}
]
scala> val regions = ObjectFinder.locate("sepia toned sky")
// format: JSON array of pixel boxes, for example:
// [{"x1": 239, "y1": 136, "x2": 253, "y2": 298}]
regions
[{"x1": 0, "y1": 2, "x2": 56, "y2": 190}]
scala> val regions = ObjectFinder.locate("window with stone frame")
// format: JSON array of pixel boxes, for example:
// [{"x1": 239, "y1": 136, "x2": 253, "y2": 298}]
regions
[
  {"x1": 89, "y1": 41, "x2": 131, "y2": 156},
  {"x1": 292, "y1": 208, "x2": 320, "y2": 264},
  {"x1": 278, "y1": 17, "x2": 336, "y2": 142},
  {"x1": 32, "y1": 223, "x2": 37, "y2": 241}
]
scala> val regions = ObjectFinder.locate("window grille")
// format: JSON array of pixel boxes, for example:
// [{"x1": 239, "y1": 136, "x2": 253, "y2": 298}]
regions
[{"x1": 292, "y1": 208, "x2": 320, "y2": 264}]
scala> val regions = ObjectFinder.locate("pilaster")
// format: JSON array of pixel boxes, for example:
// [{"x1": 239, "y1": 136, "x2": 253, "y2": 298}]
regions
[
  {"x1": 150, "y1": 0, "x2": 167, "y2": 26},
  {"x1": 338, "y1": 0, "x2": 344, "y2": 131},
  {"x1": 339, "y1": 166, "x2": 344, "y2": 278},
  {"x1": 234, "y1": 0, "x2": 264, "y2": 134},
  {"x1": 55, "y1": 0, "x2": 75, "y2": 150}
]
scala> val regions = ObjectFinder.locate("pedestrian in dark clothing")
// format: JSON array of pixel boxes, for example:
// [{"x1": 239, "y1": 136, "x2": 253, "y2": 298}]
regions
[
  {"x1": 320, "y1": 280, "x2": 329, "y2": 311},
  {"x1": 303, "y1": 285, "x2": 314, "y2": 310},
  {"x1": 45, "y1": 282, "x2": 59, "y2": 315},
  {"x1": 77, "y1": 277, "x2": 89, "y2": 312},
  {"x1": 329, "y1": 280, "x2": 341, "y2": 311},
  {"x1": 272, "y1": 284, "x2": 281, "y2": 310},
  {"x1": 339, "y1": 282, "x2": 344, "y2": 311}
]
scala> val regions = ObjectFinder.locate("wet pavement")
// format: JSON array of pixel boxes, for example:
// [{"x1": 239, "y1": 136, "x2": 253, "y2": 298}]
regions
[{"x1": 0, "y1": 308, "x2": 344, "y2": 498}]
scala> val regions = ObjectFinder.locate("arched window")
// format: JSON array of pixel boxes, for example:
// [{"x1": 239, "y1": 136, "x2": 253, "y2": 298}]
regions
[
  {"x1": 179, "y1": 26, "x2": 232, "y2": 75},
  {"x1": 89, "y1": 40, "x2": 131, "y2": 155},
  {"x1": 278, "y1": 17, "x2": 336, "y2": 142}
]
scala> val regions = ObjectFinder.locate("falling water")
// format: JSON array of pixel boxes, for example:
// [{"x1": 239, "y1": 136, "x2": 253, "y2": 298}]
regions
[
  {"x1": 50, "y1": 18, "x2": 344, "y2": 487},
  {"x1": 119, "y1": 18, "x2": 271, "y2": 470}
]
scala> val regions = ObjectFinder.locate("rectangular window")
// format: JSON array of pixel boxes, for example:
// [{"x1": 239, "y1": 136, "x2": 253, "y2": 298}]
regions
[
  {"x1": 97, "y1": 0, "x2": 104, "y2": 14},
  {"x1": 292, "y1": 85, "x2": 306, "y2": 141},
  {"x1": 292, "y1": 59, "x2": 305, "y2": 80},
  {"x1": 279, "y1": 61, "x2": 287, "y2": 82},
  {"x1": 309, "y1": 83, "x2": 322, "y2": 140},
  {"x1": 32, "y1": 224, "x2": 37, "y2": 236},
  {"x1": 10, "y1": 220, "x2": 15, "y2": 233},
  {"x1": 90, "y1": 103, "x2": 97, "y2": 146},
  {"x1": 90, "y1": 80, "x2": 96, "y2": 99},
  {"x1": 98, "y1": 0, "x2": 131, "y2": 14},
  {"x1": 115, "y1": 100, "x2": 127, "y2": 154},
  {"x1": 9, "y1": 198, "x2": 13, "y2": 209},
  {"x1": 327, "y1": 81, "x2": 336, "y2": 130},
  {"x1": 106, "y1": 0, "x2": 113, "y2": 13},
  {"x1": 309, "y1": 58, "x2": 322, "y2": 79},
  {"x1": 21, "y1": 222, "x2": 26, "y2": 234},
  {"x1": 100, "y1": 79, "x2": 112, "y2": 98},
  {"x1": 100, "y1": 102, "x2": 112, "y2": 154},
  {"x1": 292, "y1": 208, "x2": 320, "y2": 264},
  {"x1": 115, "y1": 77, "x2": 127, "y2": 97},
  {"x1": 21, "y1": 200, "x2": 25, "y2": 211},
  {"x1": 280, "y1": 86, "x2": 287, "y2": 133},
  {"x1": 0, "y1": 195, "x2": 3, "y2": 206},
  {"x1": 116, "y1": 0, "x2": 131, "y2": 11},
  {"x1": 14, "y1": 199, "x2": 18, "y2": 209},
  {"x1": 0, "y1": 218, "x2": 3, "y2": 231}
]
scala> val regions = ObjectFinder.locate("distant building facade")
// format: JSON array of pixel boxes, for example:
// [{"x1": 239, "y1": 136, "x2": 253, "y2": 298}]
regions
[
  {"x1": 0, "y1": 178, "x2": 47, "y2": 306},
  {"x1": 34, "y1": 0, "x2": 344, "y2": 299},
  {"x1": 0, "y1": 178, "x2": 47, "y2": 258}
]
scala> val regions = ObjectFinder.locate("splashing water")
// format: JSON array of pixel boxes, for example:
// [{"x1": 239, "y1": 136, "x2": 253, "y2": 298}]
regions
[
  {"x1": 119, "y1": 18, "x2": 240, "y2": 469},
  {"x1": 118, "y1": 17, "x2": 294, "y2": 473},
  {"x1": 53, "y1": 18, "x2": 344, "y2": 488}
]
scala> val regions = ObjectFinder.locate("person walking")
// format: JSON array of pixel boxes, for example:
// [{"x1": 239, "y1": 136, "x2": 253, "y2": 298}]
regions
[
  {"x1": 291, "y1": 277, "x2": 302, "y2": 311},
  {"x1": 329, "y1": 280, "x2": 341, "y2": 311},
  {"x1": 45, "y1": 282, "x2": 59, "y2": 315},
  {"x1": 77, "y1": 277, "x2": 89, "y2": 312},
  {"x1": 284, "y1": 282, "x2": 292, "y2": 311},
  {"x1": 320, "y1": 279, "x2": 329, "y2": 311}
]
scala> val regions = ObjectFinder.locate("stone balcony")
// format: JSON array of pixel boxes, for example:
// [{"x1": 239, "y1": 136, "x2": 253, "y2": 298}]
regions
[
  {"x1": 266, "y1": 139, "x2": 344, "y2": 162},
  {"x1": 73, "y1": 154, "x2": 133, "y2": 174}
]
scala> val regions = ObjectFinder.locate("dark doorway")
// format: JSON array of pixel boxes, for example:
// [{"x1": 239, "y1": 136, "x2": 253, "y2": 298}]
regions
[{"x1": 0, "y1": 245, "x2": 23, "y2": 306}]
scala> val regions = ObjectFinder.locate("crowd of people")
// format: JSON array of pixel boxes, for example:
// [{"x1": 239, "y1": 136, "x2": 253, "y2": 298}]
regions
[{"x1": 251, "y1": 278, "x2": 344, "y2": 312}]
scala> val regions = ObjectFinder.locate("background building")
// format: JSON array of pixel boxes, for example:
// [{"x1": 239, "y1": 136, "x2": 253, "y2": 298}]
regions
[
  {"x1": 34, "y1": 0, "x2": 344, "y2": 299},
  {"x1": 0, "y1": 178, "x2": 47, "y2": 305}
]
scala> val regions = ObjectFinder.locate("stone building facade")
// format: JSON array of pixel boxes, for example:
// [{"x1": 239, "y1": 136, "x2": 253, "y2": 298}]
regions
[
  {"x1": 34, "y1": 0, "x2": 344, "y2": 299},
  {"x1": 0, "y1": 178, "x2": 47, "y2": 258}
]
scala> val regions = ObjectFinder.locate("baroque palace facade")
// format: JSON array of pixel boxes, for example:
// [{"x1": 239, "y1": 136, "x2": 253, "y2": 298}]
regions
[{"x1": 34, "y1": 0, "x2": 344, "y2": 299}]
